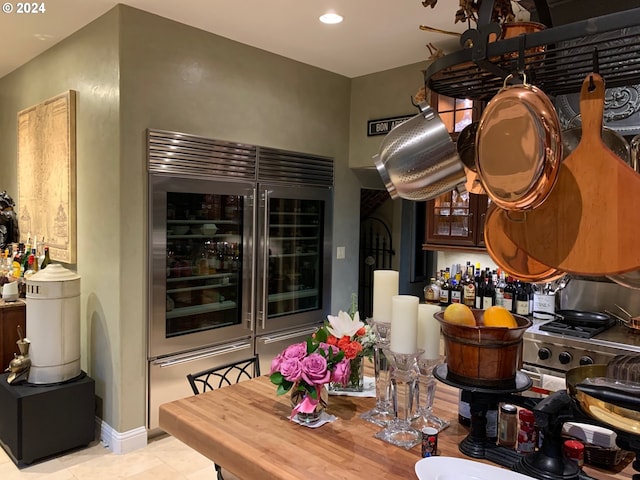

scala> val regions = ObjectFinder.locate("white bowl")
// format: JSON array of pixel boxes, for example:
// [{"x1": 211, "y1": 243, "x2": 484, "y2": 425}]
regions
[
  {"x1": 202, "y1": 224, "x2": 218, "y2": 235},
  {"x1": 173, "y1": 226, "x2": 189, "y2": 235}
]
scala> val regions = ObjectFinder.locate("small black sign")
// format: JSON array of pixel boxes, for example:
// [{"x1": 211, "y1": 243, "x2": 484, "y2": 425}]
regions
[{"x1": 367, "y1": 114, "x2": 414, "y2": 137}]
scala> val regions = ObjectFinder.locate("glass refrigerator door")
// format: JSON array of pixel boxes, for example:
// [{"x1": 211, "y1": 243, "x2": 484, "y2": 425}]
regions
[
  {"x1": 257, "y1": 187, "x2": 332, "y2": 334},
  {"x1": 149, "y1": 176, "x2": 254, "y2": 358}
]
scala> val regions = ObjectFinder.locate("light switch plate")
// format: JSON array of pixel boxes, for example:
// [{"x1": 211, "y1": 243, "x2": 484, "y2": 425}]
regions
[{"x1": 336, "y1": 246, "x2": 345, "y2": 259}]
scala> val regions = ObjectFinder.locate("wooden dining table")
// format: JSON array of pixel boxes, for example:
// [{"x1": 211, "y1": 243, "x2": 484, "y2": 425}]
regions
[{"x1": 159, "y1": 375, "x2": 637, "y2": 480}]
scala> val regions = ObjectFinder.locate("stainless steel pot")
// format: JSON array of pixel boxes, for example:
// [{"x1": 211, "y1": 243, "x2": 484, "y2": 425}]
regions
[
  {"x1": 562, "y1": 114, "x2": 630, "y2": 164},
  {"x1": 374, "y1": 102, "x2": 467, "y2": 201}
]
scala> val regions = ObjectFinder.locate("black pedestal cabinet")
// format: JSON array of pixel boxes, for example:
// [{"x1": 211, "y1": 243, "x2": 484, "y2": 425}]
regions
[{"x1": 0, "y1": 372, "x2": 95, "y2": 467}]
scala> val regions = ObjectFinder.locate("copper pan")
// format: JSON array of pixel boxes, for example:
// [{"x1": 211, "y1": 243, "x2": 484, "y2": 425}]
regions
[
  {"x1": 484, "y1": 203, "x2": 565, "y2": 283},
  {"x1": 475, "y1": 74, "x2": 562, "y2": 211},
  {"x1": 566, "y1": 364, "x2": 640, "y2": 435},
  {"x1": 456, "y1": 122, "x2": 486, "y2": 195}
]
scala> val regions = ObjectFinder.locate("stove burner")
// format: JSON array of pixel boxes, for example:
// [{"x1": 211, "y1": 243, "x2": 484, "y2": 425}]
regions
[{"x1": 539, "y1": 318, "x2": 616, "y2": 338}]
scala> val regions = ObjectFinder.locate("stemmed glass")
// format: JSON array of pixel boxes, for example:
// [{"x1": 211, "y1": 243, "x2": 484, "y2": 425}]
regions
[
  {"x1": 360, "y1": 319, "x2": 393, "y2": 426},
  {"x1": 411, "y1": 356, "x2": 449, "y2": 432},
  {"x1": 374, "y1": 349, "x2": 423, "y2": 449}
]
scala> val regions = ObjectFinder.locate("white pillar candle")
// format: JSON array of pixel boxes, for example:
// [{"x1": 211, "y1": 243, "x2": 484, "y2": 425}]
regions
[
  {"x1": 390, "y1": 295, "x2": 419, "y2": 354},
  {"x1": 372, "y1": 270, "x2": 399, "y2": 322},
  {"x1": 418, "y1": 304, "x2": 442, "y2": 360}
]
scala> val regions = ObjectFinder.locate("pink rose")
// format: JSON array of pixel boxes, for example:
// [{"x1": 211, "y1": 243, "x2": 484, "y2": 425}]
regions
[
  {"x1": 331, "y1": 359, "x2": 351, "y2": 385},
  {"x1": 301, "y1": 353, "x2": 330, "y2": 385},
  {"x1": 280, "y1": 357, "x2": 303, "y2": 382},
  {"x1": 270, "y1": 354, "x2": 284, "y2": 375},
  {"x1": 283, "y1": 342, "x2": 307, "y2": 360}
]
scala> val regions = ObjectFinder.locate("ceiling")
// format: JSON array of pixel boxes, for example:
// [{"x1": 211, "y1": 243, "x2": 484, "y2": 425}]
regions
[{"x1": 0, "y1": 0, "x2": 488, "y2": 80}]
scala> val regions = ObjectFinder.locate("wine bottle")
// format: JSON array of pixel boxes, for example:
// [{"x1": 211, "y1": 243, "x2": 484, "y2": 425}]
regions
[
  {"x1": 515, "y1": 280, "x2": 529, "y2": 315},
  {"x1": 439, "y1": 270, "x2": 451, "y2": 306},
  {"x1": 475, "y1": 269, "x2": 484, "y2": 309},
  {"x1": 502, "y1": 276, "x2": 515, "y2": 312},
  {"x1": 40, "y1": 246, "x2": 52, "y2": 270},
  {"x1": 483, "y1": 274, "x2": 495, "y2": 309}
]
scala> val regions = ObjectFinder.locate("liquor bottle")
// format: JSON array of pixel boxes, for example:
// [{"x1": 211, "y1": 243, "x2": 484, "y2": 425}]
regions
[
  {"x1": 424, "y1": 277, "x2": 440, "y2": 305},
  {"x1": 502, "y1": 276, "x2": 515, "y2": 312},
  {"x1": 439, "y1": 270, "x2": 451, "y2": 306},
  {"x1": 462, "y1": 268, "x2": 476, "y2": 308},
  {"x1": 495, "y1": 270, "x2": 506, "y2": 308},
  {"x1": 24, "y1": 254, "x2": 36, "y2": 279},
  {"x1": 515, "y1": 279, "x2": 529, "y2": 316},
  {"x1": 40, "y1": 246, "x2": 52, "y2": 270},
  {"x1": 450, "y1": 275, "x2": 462, "y2": 304},
  {"x1": 483, "y1": 274, "x2": 495, "y2": 309},
  {"x1": 11, "y1": 243, "x2": 24, "y2": 278},
  {"x1": 30, "y1": 248, "x2": 38, "y2": 273},
  {"x1": 475, "y1": 269, "x2": 484, "y2": 309}
]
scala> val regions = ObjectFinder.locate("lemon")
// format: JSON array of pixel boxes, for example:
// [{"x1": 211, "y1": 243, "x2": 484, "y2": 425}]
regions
[
  {"x1": 443, "y1": 303, "x2": 476, "y2": 326},
  {"x1": 483, "y1": 306, "x2": 518, "y2": 328}
]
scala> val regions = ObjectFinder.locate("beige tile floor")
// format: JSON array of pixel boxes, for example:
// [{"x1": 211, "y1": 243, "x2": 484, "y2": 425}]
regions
[{"x1": 0, "y1": 434, "x2": 241, "y2": 480}]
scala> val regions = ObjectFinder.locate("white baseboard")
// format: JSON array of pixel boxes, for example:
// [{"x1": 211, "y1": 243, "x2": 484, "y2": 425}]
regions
[{"x1": 96, "y1": 418, "x2": 148, "y2": 454}]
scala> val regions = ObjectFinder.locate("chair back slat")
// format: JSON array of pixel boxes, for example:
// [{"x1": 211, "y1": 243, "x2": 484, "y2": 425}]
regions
[{"x1": 187, "y1": 355, "x2": 261, "y2": 395}]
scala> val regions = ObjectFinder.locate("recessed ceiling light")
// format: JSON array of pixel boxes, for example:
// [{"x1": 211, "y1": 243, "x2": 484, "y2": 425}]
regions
[
  {"x1": 319, "y1": 12, "x2": 343, "y2": 24},
  {"x1": 34, "y1": 33, "x2": 54, "y2": 41}
]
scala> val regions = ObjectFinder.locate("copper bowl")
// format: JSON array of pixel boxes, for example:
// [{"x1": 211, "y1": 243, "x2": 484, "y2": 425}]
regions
[{"x1": 435, "y1": 310, "x2": 531, "y2": 387}]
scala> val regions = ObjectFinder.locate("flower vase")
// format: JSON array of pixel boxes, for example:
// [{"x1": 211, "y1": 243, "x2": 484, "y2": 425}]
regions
[
  {"x1": 329, "y1": 355, "x2": 364, "y2": 392},
  {"x1": 290, "y1": 386, "x2": 328, "y2": 424}
]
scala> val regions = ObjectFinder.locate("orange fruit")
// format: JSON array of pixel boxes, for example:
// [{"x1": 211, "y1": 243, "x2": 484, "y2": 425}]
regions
[
  {"x1": 483, "y1": 306, "x2": 518, "y2": 328},
  {"x1": 443, "y1": 303, "x2": 476, "y2": 326}
]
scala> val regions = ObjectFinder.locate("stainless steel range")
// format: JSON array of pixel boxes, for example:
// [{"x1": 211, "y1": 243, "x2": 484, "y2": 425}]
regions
[
  {"x1": 523, "y1": 321, "x2": 640, "y2": 375},
  {"x1": 522, "y1": 278, "x2": 640, "y2": 380}
]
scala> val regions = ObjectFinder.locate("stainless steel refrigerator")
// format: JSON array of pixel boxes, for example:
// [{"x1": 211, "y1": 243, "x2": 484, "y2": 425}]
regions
[{"x1": 146, "y1": 130, "x2": 333, "y2": 430}]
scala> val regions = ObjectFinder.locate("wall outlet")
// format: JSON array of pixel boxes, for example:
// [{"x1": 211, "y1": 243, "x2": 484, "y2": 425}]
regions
[{"x1": 336, "y1": 246, "x2": 345, "y2": 259}]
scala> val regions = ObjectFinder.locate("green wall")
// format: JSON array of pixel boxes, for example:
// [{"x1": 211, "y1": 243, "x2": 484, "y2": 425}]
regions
[
  {"x1": 0, "y1": 5, "x2": 363, "y2": 433},
  {"x1": 0, "y1": 4, "x2": 428, "y2": 435},
  {"x1": 0, "y1": 8, "x2": 121, "y2": 427}
]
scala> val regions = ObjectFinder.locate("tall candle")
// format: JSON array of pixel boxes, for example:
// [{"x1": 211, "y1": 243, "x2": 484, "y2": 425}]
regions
[
  {"x1": 372, "y1": 270, "x2": 399, "y2": 322},
  {"x1": 390, "y1": 295, "x2": 419, "y2": 354},
  {"x1": 418, "y1": 304, "x2": 442, "y2": 360}
]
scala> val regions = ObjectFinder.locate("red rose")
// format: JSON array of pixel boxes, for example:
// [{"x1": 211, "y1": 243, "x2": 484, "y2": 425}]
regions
[
  {"x1": 355, "y1": 327, "x2": 366, "y2": 337},
  {"x1": 327, "y1": 335, "x2": 338, "y2": 346}
]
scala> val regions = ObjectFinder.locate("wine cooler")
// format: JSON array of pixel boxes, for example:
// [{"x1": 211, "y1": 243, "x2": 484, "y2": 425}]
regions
[{"x1": 146, "y1": 130, "x2": 333, "y2": 430}]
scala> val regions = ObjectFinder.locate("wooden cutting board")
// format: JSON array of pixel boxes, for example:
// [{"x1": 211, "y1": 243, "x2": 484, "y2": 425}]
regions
[{"x1": 496, "y1": 73, "x2": 640, "y2": 275}]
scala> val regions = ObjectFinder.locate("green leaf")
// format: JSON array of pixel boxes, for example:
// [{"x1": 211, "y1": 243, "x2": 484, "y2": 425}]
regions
[
  {"x1": 269, "y1": 372, "x2": 284, "y2": 385},
  {"x1": 314, "y1": 327, "x2": 328, "y2": 343},
  {"x1": 276, "y1": 383, "x2": 291, "y2": 396}
]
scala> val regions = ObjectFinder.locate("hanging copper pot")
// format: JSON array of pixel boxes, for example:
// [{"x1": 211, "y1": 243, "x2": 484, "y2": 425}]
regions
[{"x1": 475, "y1": 74, "x2": 562, "y2": 211}]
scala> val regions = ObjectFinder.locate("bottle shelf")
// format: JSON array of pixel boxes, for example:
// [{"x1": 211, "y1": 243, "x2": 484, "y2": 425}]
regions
[
  {"x1": 166, "y1": 300, "x2": 237, "y2": 319},
  {"x1": 167, "y1": 273, "x2": 237, "y2": 283},
  {"x1": 268, "y1": 288, "x2": 318, "y2": 303},
  {"x1": 167, "y1": 282, "x2": 236, "y2": 294}
]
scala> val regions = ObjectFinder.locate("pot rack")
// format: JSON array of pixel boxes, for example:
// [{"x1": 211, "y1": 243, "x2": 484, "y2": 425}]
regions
[{"x1": 423, "y1": 1, "x2": 640, "y2": 100}]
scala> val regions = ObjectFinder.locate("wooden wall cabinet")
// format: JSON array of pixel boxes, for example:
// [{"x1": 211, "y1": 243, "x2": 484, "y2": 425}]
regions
[
  {"x1": 0, "y1": 300, "x2": 26, "y2": 370},
  {"x1": 424, "y1": 192, "x2": 491, "y2": 250}
]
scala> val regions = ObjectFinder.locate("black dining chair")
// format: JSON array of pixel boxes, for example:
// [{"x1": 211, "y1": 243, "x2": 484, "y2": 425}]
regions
[{"x1": 186, "y1": 355, "x2": 261, "y2": 480}]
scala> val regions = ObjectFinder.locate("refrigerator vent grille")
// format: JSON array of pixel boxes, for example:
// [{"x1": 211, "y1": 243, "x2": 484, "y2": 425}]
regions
[
  {"x1": 147, "y1": 129, "x2": 257, "y2": 180},
  {"x1": 258, "y1": 147, "x2": 333, "y2": 187}
]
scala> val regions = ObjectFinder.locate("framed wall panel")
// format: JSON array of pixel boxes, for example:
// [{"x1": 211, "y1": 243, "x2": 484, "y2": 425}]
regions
[{"x1": 17, "y1": 91, "x2": 77, "y2": 263}]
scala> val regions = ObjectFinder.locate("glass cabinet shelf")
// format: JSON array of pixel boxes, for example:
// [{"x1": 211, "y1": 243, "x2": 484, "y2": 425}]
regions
[
  {"x1": 166, "y1": 300, "x2": 237, "y2": 319},
  {"x1": 268, "y1": 288, "x2": 318, "y2": 303}
]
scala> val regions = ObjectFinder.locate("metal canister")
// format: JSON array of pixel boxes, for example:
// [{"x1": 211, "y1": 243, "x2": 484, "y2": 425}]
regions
[{"x1": 421, "y1": 427, "x2": 439, "y2": 457}]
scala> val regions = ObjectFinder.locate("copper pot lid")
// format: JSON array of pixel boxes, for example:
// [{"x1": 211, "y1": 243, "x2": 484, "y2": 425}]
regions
[
  {"x1": 476, "y1": 75, "x2": 562, "y2": 211},
  {"x1": 484, "y1": 204, "x2": 565, "y2": 283}
]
